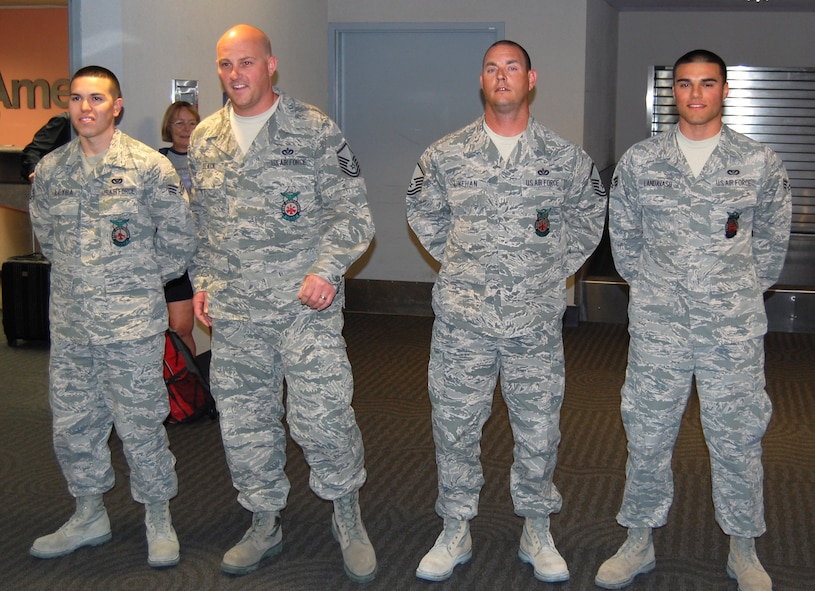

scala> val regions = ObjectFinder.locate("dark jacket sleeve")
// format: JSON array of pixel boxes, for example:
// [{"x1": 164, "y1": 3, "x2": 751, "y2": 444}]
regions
[{"x1": 20, "y1": 113, "x2": 72, "y2": 181}]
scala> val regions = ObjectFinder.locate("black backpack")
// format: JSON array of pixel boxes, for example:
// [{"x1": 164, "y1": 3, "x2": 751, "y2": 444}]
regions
[{"x1": 163, "y1": 329, "x2": 218, "y2": 424}]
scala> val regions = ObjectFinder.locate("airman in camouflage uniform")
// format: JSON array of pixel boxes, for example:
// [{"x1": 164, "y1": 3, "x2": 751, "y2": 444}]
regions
[
  {"x1": 187, "y1": 24, "x2": 376, "y2": 583},
  {"x1": 28, "y1": 66, "x2": 196, "y2": 569},
  {"x1": 597, "y1": 50, "x2": 791, "y2": 591},
  {"x1": 406, "y1": 40, "x2": 606, "y2": 583}
]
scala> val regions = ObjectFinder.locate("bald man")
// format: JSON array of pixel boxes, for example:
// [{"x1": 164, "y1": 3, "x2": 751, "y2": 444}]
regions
[{"x1": 187, "y1": 24, "x2": 377, "y2": 583}]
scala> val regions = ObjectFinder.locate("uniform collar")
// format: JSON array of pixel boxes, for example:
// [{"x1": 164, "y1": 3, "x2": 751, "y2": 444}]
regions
[
  {"x1": 468, "y1": 114, "x2": 543, "y2": 164},
  {"x1": 59, "y1": 129, "x2": 128, "y2": 175},
  {"x1": 666, "y1": 123, "x2": 743, "y2": 177}
]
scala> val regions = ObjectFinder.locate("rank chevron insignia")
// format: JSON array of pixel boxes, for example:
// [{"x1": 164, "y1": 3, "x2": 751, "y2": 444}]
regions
[{"x1": 337, "y1": 142, "x2": 361, "y2": 178}]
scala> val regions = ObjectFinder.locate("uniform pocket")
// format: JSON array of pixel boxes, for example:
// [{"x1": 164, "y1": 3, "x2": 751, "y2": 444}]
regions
[{"x1": 100, "y1": 197, "x2": 140, "y2": 249}]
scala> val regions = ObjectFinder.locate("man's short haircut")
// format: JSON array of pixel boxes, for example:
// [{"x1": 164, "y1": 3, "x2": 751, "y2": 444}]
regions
[
  {"x1": 71, "y1": 65, "x2": 122, "y2": 99},
  {"x1": 259, "y1": 30, "x2": 273, "y2": 59},
  {"x1": 483, "y1": 40, "x2": 532, "y2": 71},
  {"x1": 673, "y1": 49, "x2": 727, "y2": 83},
  {"x1": 161, "y1": 101, "x2": 201, "y2": 143}
]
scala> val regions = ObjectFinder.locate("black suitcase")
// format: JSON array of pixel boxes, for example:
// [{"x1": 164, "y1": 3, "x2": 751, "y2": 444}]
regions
[{"x1": 1, "y1": 253, "x2": 51, "y2": 346}]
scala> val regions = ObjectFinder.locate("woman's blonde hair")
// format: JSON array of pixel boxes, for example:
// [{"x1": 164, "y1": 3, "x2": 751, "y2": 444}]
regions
[{"x1": 160, "y1": 101, "x2": 200, "y2": 143}]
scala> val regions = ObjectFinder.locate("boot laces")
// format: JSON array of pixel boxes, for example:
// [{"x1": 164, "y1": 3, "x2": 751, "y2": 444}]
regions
[
  {"x1": 146, "y1": 505, "x2": 173, "y2": 539},
  {"x1": 335, "y1": 496, "x2": 364, "y2": 542},
  {"x1": 63, "y1": 497, "x2": 99, "y2": 530},
  {"x1": 526, "y1": 517, "x2": 555, "y2": 551},
  {"x1": 246, "y1": 512, "x2": 279, "y2": 544},
  {"x1": 618, "y1": 528, "x2": 651, "y2": 558},
  {"x1": 436, "y1": 520, "x2": 467, "y2": 548}
]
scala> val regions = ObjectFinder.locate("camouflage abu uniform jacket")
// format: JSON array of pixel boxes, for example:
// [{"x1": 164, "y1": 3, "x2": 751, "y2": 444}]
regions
[
  {"x1": 29, "y1": 130, "x2": 197, "y2": 344},
  {"x1": 407, "y1": 115, "x2": 607, "y2": 337},
  {"x1": 609, "y1": 124, "x2": 792, "y2": 345},
  {"x1": 187, "y1": 90, "x2": 373, "y2": 322}
]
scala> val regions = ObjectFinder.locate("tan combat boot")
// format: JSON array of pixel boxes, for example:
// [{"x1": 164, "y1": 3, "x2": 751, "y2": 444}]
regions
[
  {"x1": 595, "y1": 527, "x2": 655, "y2": 589},
  {"x1": 145, "y1": 501, "x2": 179, "y2": 568},
  {"x1": 221, "y1": 511, "x2": 282, "y2": 575},
  {"x1": 416, "y1": 519, "x2": 472, "y2": 582},
  {"x1": 518, "y1": 516, "x2": 569, "y2": 582},
  {"x1": 332, "y1": 491, "x2": 377, "y2": 583},
  {"x1": 727, "y1": 536, "x2": 772, "y2": 591},
  {"x1": 30, "y1": 495, "x2": 111, "y2": 559}
]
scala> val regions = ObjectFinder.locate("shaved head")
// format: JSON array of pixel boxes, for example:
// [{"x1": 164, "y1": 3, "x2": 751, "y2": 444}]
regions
[
  {"x1": 217, "y1": 24, "x2": 272, "y2": 59},
  {"x1": 215, "y1": 24, "x2": 278, "y2": 116}
]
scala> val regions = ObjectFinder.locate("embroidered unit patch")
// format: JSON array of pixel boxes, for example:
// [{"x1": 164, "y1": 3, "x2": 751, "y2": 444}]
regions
[
  {"x1": 725, "y1": 211, "x2": 740, "y2": 239},
  {"x1": 535, "y1": 209, "x2": 551, "y2": 237},
  {"x1": 281, "y1": 191, "x2": 301, "y2": 221},
  {"x1": 111, "y1": 219, "x2": 131, "y2": 247}
]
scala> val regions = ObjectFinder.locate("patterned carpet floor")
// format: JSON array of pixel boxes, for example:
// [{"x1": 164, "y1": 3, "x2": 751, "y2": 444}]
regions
[{"x1": 0, "y1": 313, "x2": 813, "y2": 590}]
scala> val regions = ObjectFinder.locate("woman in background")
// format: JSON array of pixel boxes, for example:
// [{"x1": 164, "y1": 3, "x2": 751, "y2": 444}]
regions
[{"x1": 159, "y1": 101, "x2": 200, "y2": 354}]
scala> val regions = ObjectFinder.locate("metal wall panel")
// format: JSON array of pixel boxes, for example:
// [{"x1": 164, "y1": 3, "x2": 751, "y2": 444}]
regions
[{"x1": 649, "y1": 66, "x2": 815, "y2": 236}]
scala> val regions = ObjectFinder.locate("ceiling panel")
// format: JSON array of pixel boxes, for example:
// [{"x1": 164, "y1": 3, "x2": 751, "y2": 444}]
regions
[{"x1": 605, "y1": 0, "x2": 815, "y2": 12}]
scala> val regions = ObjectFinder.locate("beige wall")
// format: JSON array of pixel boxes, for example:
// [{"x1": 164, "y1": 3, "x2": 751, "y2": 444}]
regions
[
  {"x1": 584, "y1": 0, "x2": 618, "y2": 171},
  {"x1": 327, "y1": 0, "x2": 592, "y2": 150},
  {"x1": 615, "y1": 10, "x2": 815, "y2": 158}
]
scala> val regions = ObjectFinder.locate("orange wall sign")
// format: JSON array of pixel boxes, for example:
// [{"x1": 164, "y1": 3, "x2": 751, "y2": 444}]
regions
[{"x1": 0, "y1": 8, "x2": 69, "y2": 147}]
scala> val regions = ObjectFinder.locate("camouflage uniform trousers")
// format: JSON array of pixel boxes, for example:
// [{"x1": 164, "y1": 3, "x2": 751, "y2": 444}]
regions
[
  {"x1": 49, "y1": 332, "x2": 177, "y2": 503},
  {"x1": 211, "y1": 312, "x2": 367, "y2": 513},
  {"x1": 428, "y1": 316, "x2": 565, "y2": 521},
  {"x1": 617, "y1": 334, "x2": 771, "y2": 537}
]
